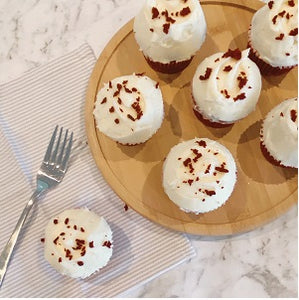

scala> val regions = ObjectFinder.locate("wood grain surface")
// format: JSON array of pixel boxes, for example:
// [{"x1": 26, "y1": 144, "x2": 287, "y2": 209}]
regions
[{"x1": 85, "y1": 0, "x2": 298, "y2": 235}]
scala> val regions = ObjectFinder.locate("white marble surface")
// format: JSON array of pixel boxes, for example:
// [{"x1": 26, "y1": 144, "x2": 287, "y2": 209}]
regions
[{"x1": 0, "y1": 0, "x2": 297, "y2": 297}]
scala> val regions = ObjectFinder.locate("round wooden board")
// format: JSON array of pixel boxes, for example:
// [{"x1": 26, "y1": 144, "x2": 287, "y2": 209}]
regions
[{"x1": 85, "y1": 0, "x2": 298, "y2": 235}]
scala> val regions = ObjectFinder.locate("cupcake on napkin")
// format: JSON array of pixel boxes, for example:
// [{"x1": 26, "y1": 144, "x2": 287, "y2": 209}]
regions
[
  {"x1": 43, "y1": 208, "x2": 113, "y2": 279},
  {"x1": 133, "y1": 0, "x2": 207, "y2": 74},
  {"x1": 248, "y1": 0, "x2": 298, "y2": 75}
]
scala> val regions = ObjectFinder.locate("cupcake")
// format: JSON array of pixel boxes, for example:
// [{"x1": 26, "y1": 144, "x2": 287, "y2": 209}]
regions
[
  {"x1": 133, "y1": 0, "x2": 207, "y2": 74},
  {"x1": 191, "y1": 48, "x2": 262, "y2": 128},
  {"x1": 162, "y1": 138, "x2": 237, "y2": 214},
  {"x1": 260, "y1": 98, "x2": 298, "y2": 168},
  {"x1": 248, "y1": 0, "x2": 298, "y2": 75},
  {"x1": 93, "y1": 73, "x2": 164, "y2": 145},
  {"x1": 43, "y1": 208, "x2": 113, "y2": 279}
]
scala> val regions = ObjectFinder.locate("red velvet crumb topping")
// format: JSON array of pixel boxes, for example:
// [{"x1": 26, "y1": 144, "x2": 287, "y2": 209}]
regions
[
  {"x1": 103, "y1": 241, "x2": 112, "y2": 248},
  {"x1": 163, "y1": 23, "x2": 170, "y2": 34},
  {"x1": 152, "y1": 7, "x2": 159, "y2": 19},
  {"x1": 196, "y1": 140, "x2": 207, "y2": 148},
  {"x1": 223, "y1": 65, "x2": 232, "y2": 72},
  {"x1": 205, "y1": 190, "x2": 216, "y2": 196},
  {"x1": 183, "y1": 157, "x2": 192, "y2": 167},
  {"x1": 275, "y1": 33, "x2": 284, "y2": 40},
  {"x1": 290, "y1": 109, "x2": 297, "y2": 122},
  {"x1": 233, "y1": 93, "x2": 246, "y2": 101},
  {"x1": 278, "y1": 10, "x2": 286, "y2": 17},
  {"x1": 237, "y1": 73, "x2": 248, "y2": 89},
  {"x1": 127, "y1": 114, "x2": 135, "y2": 121},
  {"x1": 215, "y1": 164, "x2": 229, "y2": 173},
  {"x1": 180, "y1": 7, "x2": 191, "y2": 16},
  {"x1": 289, "y1": 28, "x2": 298, "y2": 36},
  {"x1": 199, "y1": 67, "x2": 212, "y2": 80},
  {"x1": 222, "y1": 48, "x2": 242, "y2": 60},
  {"x1": 205, "y1": 164, "x2": 211, "y2": 174},
  {"x1": 221, "y1": 89, "x2": 230, "y2": 99}
]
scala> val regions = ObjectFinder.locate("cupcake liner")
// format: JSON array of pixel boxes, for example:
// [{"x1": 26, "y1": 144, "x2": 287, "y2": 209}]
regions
[
  {"x1": 193, "y1": 108, "x2": 234, "y2": 128},
  {"x1": 191, "y1": 93, "x2": 234, "y2": 128},
  {"x1": 248, "y1": 25, "x2": 296, "y2": 76},
  {"x1": 144, "y1": 55, "x2": 193, "y2": 74}
]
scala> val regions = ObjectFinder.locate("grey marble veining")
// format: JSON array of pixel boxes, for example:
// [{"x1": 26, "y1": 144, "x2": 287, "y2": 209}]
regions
[{"x1": 0, "y1": 0, "x2": 297, "y2": 297}]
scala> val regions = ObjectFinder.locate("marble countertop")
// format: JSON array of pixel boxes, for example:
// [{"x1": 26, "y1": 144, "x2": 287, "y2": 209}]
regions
[{"x1": 0, "y1": 0, "x2": 297, "y2": 297}]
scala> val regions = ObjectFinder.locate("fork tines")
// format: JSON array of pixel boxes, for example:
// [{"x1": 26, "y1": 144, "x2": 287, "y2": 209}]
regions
[{"x1": 44, "y1": 125, "x2": 73, "y2": 171}]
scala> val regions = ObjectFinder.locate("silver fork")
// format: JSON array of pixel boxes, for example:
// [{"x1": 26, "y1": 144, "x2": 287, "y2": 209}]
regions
[{"x1": 0, "y1": 125, "x2": 73, "y2": 288}]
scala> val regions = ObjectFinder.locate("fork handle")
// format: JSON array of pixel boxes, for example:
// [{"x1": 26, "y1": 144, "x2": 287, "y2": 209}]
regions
[{"x1": 0, "y1": 189, "x2": 45, "y2": 288}]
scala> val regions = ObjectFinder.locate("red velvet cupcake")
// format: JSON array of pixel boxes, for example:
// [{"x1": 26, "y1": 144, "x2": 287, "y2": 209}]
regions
[
  {"x1": 260, "y1": 98, "x2": 298, "y2": 168},
  {"x1": 248, "y1": 0, "x2": 298, "y2": 75},
  {"x1": 133, "y1": 0, "x2": 207, "y2": 74},
  {"x1": 191, "y1": 48, "x2": 262, "y2": 127}
]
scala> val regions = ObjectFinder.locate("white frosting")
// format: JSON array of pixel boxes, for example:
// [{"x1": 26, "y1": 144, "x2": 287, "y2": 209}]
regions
[
  {"x1": 133, "y1": 0, "x2": 207, "y2": 63},
  {"x1": 192, "y1": 49, "x2": 262, "y2": 124},
  {"x1": 250, "y1": 0, "x2": 298, "y2": 67},
  {"x1": 261, "y1": 98, "x2": 298, "y2": 168},
  {"x1": 44, "y1": 208, "x2": 113, "y2": 279},
  {"x1": 162, "y1": 138, "x2": 237, "y2": 214},
  {"x1": 93, "y1": 74, "x2": 164, "y2": 145}
]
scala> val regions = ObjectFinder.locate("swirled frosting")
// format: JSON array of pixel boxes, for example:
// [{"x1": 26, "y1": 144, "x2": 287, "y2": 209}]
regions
[
  {"x1": 163, "y1": 138, "x2": 237, "y2": 214},
  {"x1": 44, "y1": 208, "x2": 113, "y2": 279},
  {"x1": 249, "y1": 0, "x2": 298, "y2": 67},
  {"x1": 192, "y1": 48, "x2": 262, "y2": 124},
  {"x1": 261, "y1": 98, "x2": 298, "y2": 168},
  {"x1": 93, "y1": 74, "x2": 164, "y2": 145},
  {"x1": 133, "y1": 0, "x2": 207, "y2": 63}
]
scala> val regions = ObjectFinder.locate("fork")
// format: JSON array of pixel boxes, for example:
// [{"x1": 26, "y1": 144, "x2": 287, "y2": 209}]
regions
[{"x1": 0, "y1": 125, "x2": 73, "y2": 288}]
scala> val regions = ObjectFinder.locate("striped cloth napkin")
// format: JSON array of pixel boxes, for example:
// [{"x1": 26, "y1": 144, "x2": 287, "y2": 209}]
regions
[{"x1": 0, "y1": 44, "x2": 195, "y2": 297}]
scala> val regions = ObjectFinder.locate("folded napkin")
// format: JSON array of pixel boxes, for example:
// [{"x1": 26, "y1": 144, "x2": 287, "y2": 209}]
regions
[{"x1": 0, "y1": 44, "x2": 195, "y2": 297}]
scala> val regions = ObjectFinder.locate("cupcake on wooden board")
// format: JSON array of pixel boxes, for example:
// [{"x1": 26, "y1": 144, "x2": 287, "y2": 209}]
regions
[
  {"x1": 43, "y1": 208, "x2": 113, "y2": 279},
  {"x1": 260, "y1": 98, "x2": 298, "y2": 168},
  {"x1": 93, "y1": 73, "x2": 164, "y2": 145},
  {"x1": 248, "y1": 0, "x2": 298, "y2": 75},
  {"x1": 162, "y1": 138, "x2": 237, "y2": 214},
  {"x1": 133, "y1": 0, "x2": 207, "y2": 74},
  {"x1": 191, "y1": 48, "x2": 262, "y2": 128}
]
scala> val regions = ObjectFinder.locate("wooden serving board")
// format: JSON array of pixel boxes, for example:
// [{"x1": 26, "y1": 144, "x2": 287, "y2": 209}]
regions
[{"x1": 85, "y1": 0, "x2": 298, "y2": 235}]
